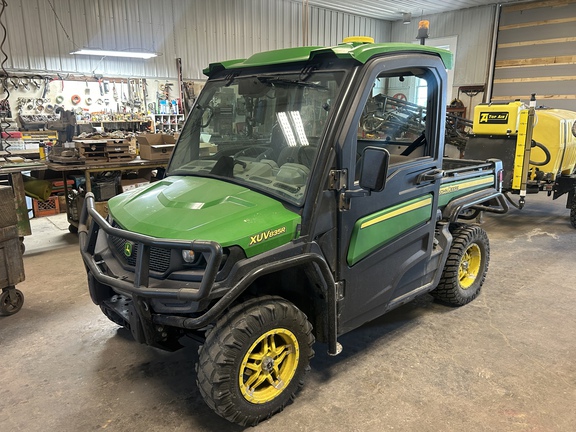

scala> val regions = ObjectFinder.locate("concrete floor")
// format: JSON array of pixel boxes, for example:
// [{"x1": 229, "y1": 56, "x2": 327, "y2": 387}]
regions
[{"x1": 1, "y1": 192, "x2": 576, "y2": 432}]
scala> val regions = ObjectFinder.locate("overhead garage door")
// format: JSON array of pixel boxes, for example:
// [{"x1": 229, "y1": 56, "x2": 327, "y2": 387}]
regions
[{"x1": 491, "y1": 0, "x2": 576, "y2": 110}]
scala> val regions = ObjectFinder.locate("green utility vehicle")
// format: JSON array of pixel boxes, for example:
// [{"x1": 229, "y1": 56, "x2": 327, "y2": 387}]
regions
[{"x1": 80, "y1": 38, "x2": 508, "y2": 426}]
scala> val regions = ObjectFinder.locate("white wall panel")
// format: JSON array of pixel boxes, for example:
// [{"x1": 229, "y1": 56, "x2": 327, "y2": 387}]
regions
[
  {"x1": 388, "y1": 5, "x2": 496, "y2": 115},
  {"x1": 2, "y1": 0, "x2": 389, "y2": 80},
  {"x1": 390, "y1": 5, "x2": 496, "y2": 88}
]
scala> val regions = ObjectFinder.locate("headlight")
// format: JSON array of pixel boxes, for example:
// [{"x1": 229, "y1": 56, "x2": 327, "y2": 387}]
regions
[{"x1": 182, "y1": 250, "x2": 196, "y2": 263}]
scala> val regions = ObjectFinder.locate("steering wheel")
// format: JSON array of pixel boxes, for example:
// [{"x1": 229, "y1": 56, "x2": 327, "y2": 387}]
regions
[
  {"x1": 234, "y1": 146, "x2": 269, "y2": 160},
  {"x1": 234, "y1": 159, "x2": 247, "y2": 170}
]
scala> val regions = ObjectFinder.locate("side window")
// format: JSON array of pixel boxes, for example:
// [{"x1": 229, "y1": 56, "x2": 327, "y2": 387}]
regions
[{"x1": 357, "y1": 71, "x2": 433, "y2": 166}]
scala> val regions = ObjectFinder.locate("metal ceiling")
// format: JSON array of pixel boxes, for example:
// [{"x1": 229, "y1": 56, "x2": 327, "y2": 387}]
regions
[{"x1": 305, "y1": 0, "x2": 526, "y2": 21}]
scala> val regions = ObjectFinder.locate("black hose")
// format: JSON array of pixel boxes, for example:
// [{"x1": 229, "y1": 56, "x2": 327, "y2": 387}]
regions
[
  {"x1": 504, "y1": 191, "x2": 523, "y2": 209},
  {"x1": 529, "y1": 141, "x2": 551, "y2": 167}
]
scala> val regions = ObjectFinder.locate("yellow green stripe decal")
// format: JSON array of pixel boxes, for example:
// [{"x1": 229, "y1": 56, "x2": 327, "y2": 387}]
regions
[
  {"x1": 437, "y1": 175, "x2": 494, "y2": 207},
  {"x1": 360, "y1": 197, "x2": 433, "y2": 229},
  {"x1": 347, "y1": 195, "x2": 433, "y2": 266},
  {"x1": 439, "y1": 176, "x2": 493, "y2": 195}
]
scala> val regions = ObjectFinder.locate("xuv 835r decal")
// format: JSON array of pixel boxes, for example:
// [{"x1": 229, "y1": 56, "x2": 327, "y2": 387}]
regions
[{"x1": 249, "y1": 227, "x2": 287, "y2": 246}]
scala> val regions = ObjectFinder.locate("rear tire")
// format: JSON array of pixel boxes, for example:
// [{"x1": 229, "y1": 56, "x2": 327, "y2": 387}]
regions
[
  {"x1": 196, "y1": 295, "x2": 314, "y2": 426},
  {"x1": 432, "y1": 224, "x2": 489, "y2": 306}
]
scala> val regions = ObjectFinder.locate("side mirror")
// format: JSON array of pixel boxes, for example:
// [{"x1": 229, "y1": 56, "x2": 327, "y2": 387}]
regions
[{"x1": 359, "y1": 146, "x2": 389, "y2": 192}]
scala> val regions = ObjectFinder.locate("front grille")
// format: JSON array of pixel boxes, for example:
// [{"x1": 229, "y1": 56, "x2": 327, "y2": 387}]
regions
[{"x1": 109, "y1": 229, "x2": 172, "y2": 274}]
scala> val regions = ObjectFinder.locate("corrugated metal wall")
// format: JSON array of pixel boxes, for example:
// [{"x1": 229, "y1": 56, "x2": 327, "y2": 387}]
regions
[
  {"x1": 491, "y1": 0, "x2": 576, "y2": 110},
  {"x1": 391, "y1": 5, "x2": 496, "y2": 89},
  {"x1": 2, "y1": 0, "x2": 390, "y2": 80},
  {"x1": 389, "y1": 5, "x2": 496, "y2": 118}
]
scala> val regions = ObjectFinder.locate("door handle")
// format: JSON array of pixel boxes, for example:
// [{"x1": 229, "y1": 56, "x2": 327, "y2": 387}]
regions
[{"x1": 417, "y1": 169, "x2": 444, "y2": 183}]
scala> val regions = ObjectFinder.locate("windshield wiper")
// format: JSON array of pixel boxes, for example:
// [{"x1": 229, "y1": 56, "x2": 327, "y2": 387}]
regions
[{"x1": 258, "y1": 77, "x2": 328, "y2": 90}]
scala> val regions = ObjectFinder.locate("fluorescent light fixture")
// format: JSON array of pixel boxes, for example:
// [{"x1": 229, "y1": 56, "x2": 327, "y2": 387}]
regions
[
  {"x1": 277, "y1": 112, "x2": 298, "y2": 147},
  {"x1": 70, "y1": 48, "x2": 157, "y2": 59},
  {"x1": 288, "y1": 111, "x2": 309, "y2": 146}
]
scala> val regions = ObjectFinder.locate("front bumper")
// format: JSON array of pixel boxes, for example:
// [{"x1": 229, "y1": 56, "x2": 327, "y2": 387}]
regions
[
  {"x1": 79, "y1": 194, "x2": 223, "y2": 302},
  {"x1": 80, "y1": 193, "x2": 342, "y2": 354}
]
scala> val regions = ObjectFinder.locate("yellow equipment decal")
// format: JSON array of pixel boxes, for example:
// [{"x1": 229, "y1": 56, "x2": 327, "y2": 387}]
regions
[
  {"x1": 512, "y1": 110, "x2": 529, "y2": 191},
  {"x1": 479, "y1": 112, "x2": 509, "y2": 124}
]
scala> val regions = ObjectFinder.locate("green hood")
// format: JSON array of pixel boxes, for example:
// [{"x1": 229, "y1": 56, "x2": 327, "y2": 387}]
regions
[{"x1": 108, "y1": 176, "x2": 301, "y2": 257}]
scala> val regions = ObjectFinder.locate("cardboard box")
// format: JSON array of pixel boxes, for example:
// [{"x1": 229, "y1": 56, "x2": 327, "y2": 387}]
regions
[
  {"x1": 120, "y1": 178, "x2": 149, "y2": 192},
  {"x1": 200, "y1": 142, "x2": 218, "y2": 156},
  {"x1": 136, "y1": 134, "x2": 176, "y2": 160}
]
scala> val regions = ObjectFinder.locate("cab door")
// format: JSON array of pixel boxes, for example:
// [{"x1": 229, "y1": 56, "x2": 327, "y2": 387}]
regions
[{"x1": 336, "y1": 55, "x2": 447, "y2": 333}]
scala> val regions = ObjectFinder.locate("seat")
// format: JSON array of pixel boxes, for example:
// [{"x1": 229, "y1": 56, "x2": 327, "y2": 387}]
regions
[{"x1": 277, "y1": 146, "x2": 316, "y2": 169}]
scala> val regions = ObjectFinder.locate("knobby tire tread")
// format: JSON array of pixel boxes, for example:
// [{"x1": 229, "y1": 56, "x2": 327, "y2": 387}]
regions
[
  {"x1": 196, "y1": 295, "x2": 314, "y2": 426},
  {"x1": 432, "y1": 224, "x2": 489, "y2": 306}
]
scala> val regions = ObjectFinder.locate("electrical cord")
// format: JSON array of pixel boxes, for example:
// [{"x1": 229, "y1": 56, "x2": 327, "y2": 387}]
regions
[
  {"x1": 0, "y1": 0, "x2": 13, "y2": 160},
  {"x1": 46, "y1": 0, "x2": 81, "y2": 50}
]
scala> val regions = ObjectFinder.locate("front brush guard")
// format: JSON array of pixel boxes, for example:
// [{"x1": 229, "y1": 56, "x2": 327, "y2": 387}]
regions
[{"x1": 78, "y1": 193, "x2": 223, "y2": 303}]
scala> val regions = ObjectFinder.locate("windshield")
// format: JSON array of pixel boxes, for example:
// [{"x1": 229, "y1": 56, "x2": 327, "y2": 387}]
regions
[{"x1": 167, "y1": 69, "x2": 345, "y2": 206}]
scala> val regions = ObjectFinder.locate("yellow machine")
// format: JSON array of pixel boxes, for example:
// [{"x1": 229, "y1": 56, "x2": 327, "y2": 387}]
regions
[
  {"x1": 473, "y1": 101, "x2": 525, "y2": 135},
  {"x1": 466, "y1": 97, "x2": 576, "y2": 228}
]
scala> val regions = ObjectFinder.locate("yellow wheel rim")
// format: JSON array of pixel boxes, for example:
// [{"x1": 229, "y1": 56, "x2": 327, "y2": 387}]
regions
[
  {"x1": 239, "y1": 328, "x2": 300, "y2": 404},
  {"x1": 459, "y1": 243, "x2": 482, "y2": 289}
]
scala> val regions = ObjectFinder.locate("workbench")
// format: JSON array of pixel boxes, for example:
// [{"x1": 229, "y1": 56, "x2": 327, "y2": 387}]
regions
[
  {"x1": 0, "y1": 157, "x2": 169, "y2": 236},
  {"x1": 45, "y1": 158, "x2": 169, "y2": 232},
  {"x1": 0, "y1": 161, "x2": 47, "y2": 237}
]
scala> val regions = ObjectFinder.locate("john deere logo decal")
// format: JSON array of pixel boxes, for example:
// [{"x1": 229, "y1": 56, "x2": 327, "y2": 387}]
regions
[{"x1": 124, "y1": 241, "x2": 134, "y2": 257}]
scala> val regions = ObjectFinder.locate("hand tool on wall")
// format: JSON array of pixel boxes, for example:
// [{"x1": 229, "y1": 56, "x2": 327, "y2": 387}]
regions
[
  {"x1": 133, "y1": 79, "x2": 142, "y2": 108},
  {"x1": 127, "y1": 79, "x2": 133, "y2": 110},
  {"x1": 41, "y1": 76, "x2": 51, "y2": 98},
  {"x1": 31, "y1": 76, "x2": 42, "y2": 90},
  {"x1": 103, "y1": 80, "x2": 109, "y2": 94},
  {"x1": 85, "y1": 80, "x2": 90, "y2": 95},
  {"x1": 142, "y1": 79, "x2": 148, "y2": 113},
  {"x1": 20, "y1": 77, "x2": 30, "y2": 91},
  {"x1": 57, "y1": 74, "x2": 65, "y2": 92},
  {"x1": 98, "y1": 78, "x2": 104, "y2": 96},
  {"x1": 112, "y1": 81, "x2": 118, "y2": 101}
]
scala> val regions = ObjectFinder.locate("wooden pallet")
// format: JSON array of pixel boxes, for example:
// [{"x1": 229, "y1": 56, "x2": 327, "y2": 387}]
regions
[
  {"x1": 75, "y1": 139, "x2": 108, "y2": 162},
  {"x1": 105, "y1": 139, "x2": 130, "y2": 152},
  {"x1": 107, "y1": 153, "x2": 136, "y2": 162}
]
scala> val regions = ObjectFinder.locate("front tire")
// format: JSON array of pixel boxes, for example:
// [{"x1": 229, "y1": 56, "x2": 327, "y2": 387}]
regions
[
  {"x1": 196, "y1": 295, "x2": 314, "y2": 426},
  {"x1": 432, "y1": 224, "x2": 490, "y2": 306}
]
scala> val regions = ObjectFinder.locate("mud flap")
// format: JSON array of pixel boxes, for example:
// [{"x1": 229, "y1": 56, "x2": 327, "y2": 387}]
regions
[
  {"x1": 128, "y1": 299, "x2": 148, "y2": 344},
  {"x1": 87, "y1": 272, "x2": 114, "y2": 305}
]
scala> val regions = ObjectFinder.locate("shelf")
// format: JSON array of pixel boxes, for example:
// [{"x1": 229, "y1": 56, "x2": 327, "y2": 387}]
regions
[{"x1": 152, "y1": 114, "x2": 185, "y2": 133}]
